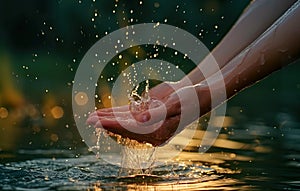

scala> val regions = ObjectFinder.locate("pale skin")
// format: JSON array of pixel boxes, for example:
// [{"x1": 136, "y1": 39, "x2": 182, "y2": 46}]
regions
[{"x1": 87, "y1": 0, "x2": 300, "y2": 146}]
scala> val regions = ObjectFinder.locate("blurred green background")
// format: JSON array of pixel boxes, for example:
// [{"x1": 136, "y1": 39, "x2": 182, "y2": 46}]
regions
[{"x1": 0, "y1": 0, "x2": 299, "y2": 159}]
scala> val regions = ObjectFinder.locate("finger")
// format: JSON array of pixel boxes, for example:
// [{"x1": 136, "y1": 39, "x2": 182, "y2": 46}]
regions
[
  {"x1": 134, "y1": 105, "x2": 165, "y2": 123},
  {"x1": 88, "y1": 110, "x2": 134, "y2": 126},
  {"x1": 88, "y1": 108, "x2": 127, "y2": 119},
  {"x1": 86, "y1": 115, "x2": 100, "y2": 125},
  {"x1": 135, "y1": 96, "x2": 180, "y2": 124},
  {"x1": 87, "y1": 110, "x2": 121, "y2": 125},
  {"x1": 97, "y1": 105, "x2": 129, "y2": 113},
  {"x1": 94, "y1": 120, "x2": 130, "y2": 136},
  {"x1": 88, "y1": 105, "x2": 130, "y2": 119},
  {"x1": 96, "y1": 110, "x2": 131, "y2": 118}
]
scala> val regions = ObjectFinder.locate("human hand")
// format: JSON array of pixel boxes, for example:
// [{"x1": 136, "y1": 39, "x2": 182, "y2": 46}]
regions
[
  {"x1": 87, "y1": 84, "x2": 210, "y2": 146},
  {"x1": 86, "y1": 81, "x2": 179, "y2": 146},
  {"x1": 90, "y1": 81, "x2": 182, "y2": 118}
]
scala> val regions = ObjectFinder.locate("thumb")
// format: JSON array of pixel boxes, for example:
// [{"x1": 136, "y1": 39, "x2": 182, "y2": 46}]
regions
[
  {"x1": 135, "y1": 92, "x2": 182, "y2": 124},
  {"x1": 134, "y1": 100, "x2": 169, "y2": 125}
]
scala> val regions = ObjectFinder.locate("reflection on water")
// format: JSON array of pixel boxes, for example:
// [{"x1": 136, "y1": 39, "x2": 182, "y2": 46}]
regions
[
  {"x1": 0, "y1": 155, "x2": 246, "y2": 191},
  {"x1": 1, "y1": 114, "x2": 299, "y2": 190}
]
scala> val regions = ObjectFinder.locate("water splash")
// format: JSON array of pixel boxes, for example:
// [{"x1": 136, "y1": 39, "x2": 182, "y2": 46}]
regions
[
  {"x1": 118, "y1": 143, "x2": 156, "y2": 176},
  {"x1": 90, "y1": 79, "x2": 160, "y2": 176},
  {"x1": 88, "y1": 128, "x2": 102, "y2": 159}
]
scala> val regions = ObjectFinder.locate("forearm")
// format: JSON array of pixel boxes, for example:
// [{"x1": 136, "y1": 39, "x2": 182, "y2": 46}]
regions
[
  {"x1": 225, "y1": 1, "x2": 300, "y2": 100},
  {"x1": 202, "y1": 0, "x2": 300, "y2": 109},
  {"x1": 182, "y1": 0, "x2": 297, "y2": 87}
]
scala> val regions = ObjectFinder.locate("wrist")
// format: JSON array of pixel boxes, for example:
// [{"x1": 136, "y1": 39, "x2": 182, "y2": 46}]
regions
[
  {"x1": 178, "y1": 77, "x2": 195, "y2": 89},
  {"x1": 194, "y1": 81, "x2": 227, "y2": 117},
  {"x1": 194, "y1": 83, "x2": 212, "y2": 116}
]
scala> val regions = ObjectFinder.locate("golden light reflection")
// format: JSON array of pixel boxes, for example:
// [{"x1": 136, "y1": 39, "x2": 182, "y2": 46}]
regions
[
  {"x1": 210, "y1": 116, "x2": 234, "y2": 128},
  {"x1": 50, "y1": 133, "x2": 59, "y2": 142},
  {"x1": 0, "y1": 107, "x2": 9, "y2": 119},
  {"x1": 74, "y1": 92, "x2": 89, "y2": 106},
  {"x1": 91, "y1": 176, "x2": 245, "y2": 191},
  {"x1": 50, "y1": 106, "x2": 64, "y2": 119}
]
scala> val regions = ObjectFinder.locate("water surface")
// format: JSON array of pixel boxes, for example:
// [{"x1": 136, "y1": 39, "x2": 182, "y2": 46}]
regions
[{"x1": 1, "y1": 117, "x2": 299, "y2": 190}]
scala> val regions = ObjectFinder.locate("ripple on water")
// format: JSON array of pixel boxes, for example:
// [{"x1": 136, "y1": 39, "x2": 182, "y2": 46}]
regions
[
  {"x1": 0, "y1": 155, "x2": 248, "y2": 191},
  {"x1": 1, "y1": 119, "x2": 299, "y2": 190}
]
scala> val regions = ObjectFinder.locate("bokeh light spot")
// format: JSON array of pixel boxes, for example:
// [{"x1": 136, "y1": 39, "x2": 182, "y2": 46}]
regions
[
  {"x1": 75, "y1": 92, "x2": 89, "y2": 106},
  {"x1": 50, "y1": 133, "x2": 59, "y2": 142},
  {"x1": 50, "y1": 106, "x2": 64, "y2": 119},
  {"x1": 0, "y1": 107, "x2": 9, "y2": 119}
]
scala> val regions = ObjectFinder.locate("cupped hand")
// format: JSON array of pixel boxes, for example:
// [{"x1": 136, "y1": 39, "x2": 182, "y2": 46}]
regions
[
  {"x1": 90, "y1": 81, "x2": 181, "y2": 118},
  {"x1": 87, "y1": 84, "x2": 210, "y2": 146}
]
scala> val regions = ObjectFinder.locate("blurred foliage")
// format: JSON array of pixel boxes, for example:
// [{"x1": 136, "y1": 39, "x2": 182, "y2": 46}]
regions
[{"x1": 2, "y1": 0, "x2": 299, "y2": 156}]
